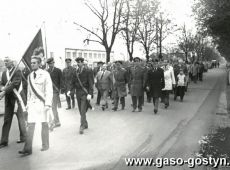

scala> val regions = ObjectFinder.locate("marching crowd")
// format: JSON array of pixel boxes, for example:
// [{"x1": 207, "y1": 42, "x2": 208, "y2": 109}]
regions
[{"x1": 0, "y1": 47, "x2": 208, "y2": 156}]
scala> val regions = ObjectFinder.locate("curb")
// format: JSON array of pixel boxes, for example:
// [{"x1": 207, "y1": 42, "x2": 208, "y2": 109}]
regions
[{"x1": 215, "y1": 80, "x2": 230, "y2": 128}]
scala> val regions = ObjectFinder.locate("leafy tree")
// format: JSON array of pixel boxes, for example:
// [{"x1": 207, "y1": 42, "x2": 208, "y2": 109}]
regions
[{"x1": 193, "y1": 0, "x2": 230, "y2": 60}]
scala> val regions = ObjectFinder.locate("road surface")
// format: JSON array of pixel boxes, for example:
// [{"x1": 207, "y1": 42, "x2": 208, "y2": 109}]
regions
[{"x1": 0, "y1": 67, "x2": 226, "y2": 170}]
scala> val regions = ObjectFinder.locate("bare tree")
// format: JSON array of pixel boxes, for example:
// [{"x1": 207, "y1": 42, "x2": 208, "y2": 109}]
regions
[
  {"x1": 155, "y1": 12, "x2": 177, "y2": 60},
  {"x1": 121, "y1": 0, "x2": 141, "y2": 61},
  {"x1": 178, "y1": 24, "x2": 195, "y2": 62},
  {"x1": 136, "y1": 0, "x2": 159, "y2": 61},
  {"x1": 74, "y1": 0, "x2": 124, "y2": 63}
]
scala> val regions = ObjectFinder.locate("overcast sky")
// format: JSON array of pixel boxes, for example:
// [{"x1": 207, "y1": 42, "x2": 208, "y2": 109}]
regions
[{"x1": 0, "y1": 0, "x2": 196, "y2": 61}]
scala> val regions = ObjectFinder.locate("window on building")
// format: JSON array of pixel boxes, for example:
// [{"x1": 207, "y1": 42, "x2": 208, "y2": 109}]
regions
[
  {"x1": 84, "y1": 53, "x2": 88, "y2": 59},
  {"x1": 78, "y1": 52, "x2": 82, "y2": 58},
  {"x1": 73, "y1": 52, "x2": 76, "y2": 58},
  {"x1": 98, "y1": 53, "x2": 101, "y2": 59},
  {"x1": 94, "y1": 53, "x2": 97, "y2": 59},
  {"x1": 89, "y1": 53, "x2": 92, "y2": 59},
  {"x1": 102, "y1": 54, "x2": 105, "y2": 59},
  {"x1": 50, "y1": 52, "x2": 54, "y2": 58},
  {"x1": 66, "y1": 52, "x2": 71, "y2": 58}
]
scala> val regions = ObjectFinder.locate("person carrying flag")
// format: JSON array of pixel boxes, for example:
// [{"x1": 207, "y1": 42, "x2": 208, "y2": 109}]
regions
[{"x1": 0, "y1": 57, "x2": 27, "y2": 148}]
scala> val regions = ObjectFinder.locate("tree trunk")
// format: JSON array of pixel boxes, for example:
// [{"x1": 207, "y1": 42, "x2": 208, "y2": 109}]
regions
[
  {"x1": 185, "y1": 51, "x2": 188, "y2": 63},
  {"x1": 106, "y1": 50, "x2": 111, "y2": 63},
  {"x1": 129, "y1": 52, "x2": 133, "y2": 62},
  {"x1": 146, "y1": 52, "x2": 149, "y2": 61}
]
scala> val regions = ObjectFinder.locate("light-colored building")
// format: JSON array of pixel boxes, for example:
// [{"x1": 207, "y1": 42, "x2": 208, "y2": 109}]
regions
[{"x1": 65, "y1": 48, "x2": 114, "y2": 68}]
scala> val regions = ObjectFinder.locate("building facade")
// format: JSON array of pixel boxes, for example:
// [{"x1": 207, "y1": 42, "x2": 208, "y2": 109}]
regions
[{"x1": 65, "y1": 48, "x2": 114, "y2": 68}]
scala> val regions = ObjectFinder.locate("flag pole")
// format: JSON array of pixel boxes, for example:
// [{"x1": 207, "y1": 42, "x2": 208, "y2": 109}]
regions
[
  {"x1": 4, "y1": 28, "x2": 42, "y2": 88},
  {"x1": 43, "y1": 22, "x2": 48, "y2": 58},
  {"x1": 43, "y1": 21, "x2": 48, "y2": 69}
]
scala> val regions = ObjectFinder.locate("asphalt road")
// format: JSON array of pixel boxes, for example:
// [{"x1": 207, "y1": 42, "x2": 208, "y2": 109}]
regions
[{"x1": 0, "y1": 67, "x2": 226, "y2": 170}]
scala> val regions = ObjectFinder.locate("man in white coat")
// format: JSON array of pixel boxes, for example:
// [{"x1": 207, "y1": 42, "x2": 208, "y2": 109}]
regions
[
  {"x1": 19, "y1": 56, "x2": 53, "y2": 156},
  {"x1": 161, "y1": 62, "x2": 176, "y2": 108}
]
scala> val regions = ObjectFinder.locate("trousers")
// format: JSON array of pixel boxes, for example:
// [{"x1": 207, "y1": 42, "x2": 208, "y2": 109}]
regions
[
  {"x1": 76, "y1": 91, "x2": 88, "y2": 128},
  {"x1": 23, "y1": 122, "x2": 49, "y2": 152},
  {"x1": 1, "y1": 102, "x2": 26, "y2": 143}
]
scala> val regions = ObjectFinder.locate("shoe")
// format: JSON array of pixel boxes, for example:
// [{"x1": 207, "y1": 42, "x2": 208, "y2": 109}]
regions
[
  {"x1": 84, "y1": 123, "x2": 88, "y2": 129},
  {"x1": 40, "y1": 147, "x2": 49, "y2": 151},
  {"x1": 17, "y1": 140, "x2": 25, "y2": 144},
  {"x1": 112, "y1": 107, "x2": 117, "y2": 111},
  {"x1": 102, "y1": 106, "x2": 105, "y2": 111},
  {"x1": 132, "y1": 108, "x2": 136, "y2": 112},
  {"x1": 165, "y1": 104, "x2": 168, "y2": 109},
  {"x1": 66, "y1": 107, "x2": 71, "y2": 110},
  {"x1": 49, "y1": 123, "x2": 55, "y2": 131},
  {"x1": 18, "y1": 150, "x2": 32, "y2": 156},
  {"x1": 79, "y1": 126, "x2": 84, "y2": 134},
  {"x1": 154, "y1": 109, "x2": 158, "y2": 114},
  {"x1": 121, "y1": 106, "x2": 125, "y2": 110},
  {"x1": 138, "y1": 108, "x2": 142, "y2": 112},
  {"x1": 0, "y1": 142, "x2": 8, "y2": 149},
  {"x1": 54, "y1": 123, "x2": 61, "y2": 128}
]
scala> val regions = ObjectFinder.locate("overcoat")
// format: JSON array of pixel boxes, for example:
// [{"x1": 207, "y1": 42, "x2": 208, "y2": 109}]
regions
[
  {"x1": 146, "y1": 67, "x2": 165, "y2": 98},
  {"x1": 27, "y1": 69, "x2": 53, "y2": 123},
  {"x1": 113, "y1": 68, "x2": 128, "y2": 97},
  {"x1": 129, "y1": 65, "x2": 146, "y2": 96},
  {"x1": 162, "y1": 68, "x2": 175, "y2": 91},
  {"x1": 62, "y1": 66, "x2": 76, "y2": 93}
]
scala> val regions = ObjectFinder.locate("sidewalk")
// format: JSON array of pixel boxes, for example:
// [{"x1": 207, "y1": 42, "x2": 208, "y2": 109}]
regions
[{"x1": 214, "y1": 69, "x2": 230, "y2": 128}]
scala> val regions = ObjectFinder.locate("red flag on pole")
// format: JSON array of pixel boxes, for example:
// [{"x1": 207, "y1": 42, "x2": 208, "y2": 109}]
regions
[{"x1": 22, "y1": 29, "x2": 43, "y2": 70}]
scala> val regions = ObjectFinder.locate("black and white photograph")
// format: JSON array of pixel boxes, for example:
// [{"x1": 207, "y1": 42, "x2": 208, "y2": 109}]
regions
[{"x1": 0, "y1": 0, "x2": 230, "y2": 169}]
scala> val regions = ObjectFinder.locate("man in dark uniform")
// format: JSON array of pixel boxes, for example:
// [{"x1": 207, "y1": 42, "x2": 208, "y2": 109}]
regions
[
  {"x1": 129, "y1": 57, "x2": 146, "y2": 112},
  {"x1": 145, "y1": 61, "x2": 152, "y2": 103},
  {"x1": 46, "y1": 57, "x2": 63, "y2": 129},
  {"x1": 62, "y1": 58, "x2": 76, "y2": 110},
  {"x1": 0, "y1": 57, "x2": 27, "y2": 148},
  {"x1": 112, "y1": 60, "x2": 129, "y2": 111},
  {"x1": 72, "y1": 57, "x2": 94, "y2": 134},
  {"x1": 93, "y1": 61, "x2": 104, "y2": 105},
  {"x1": 146, "y1": 59, "x2": 165, "y2": 114}
]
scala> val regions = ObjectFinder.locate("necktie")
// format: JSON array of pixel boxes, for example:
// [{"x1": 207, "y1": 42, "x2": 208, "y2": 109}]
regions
[
  {"x1": 100, "y1": 71, "x2": 105, "y2": 80},
  {"x1": 33, "y1": 72, "x2": 36, "y2": 79}
]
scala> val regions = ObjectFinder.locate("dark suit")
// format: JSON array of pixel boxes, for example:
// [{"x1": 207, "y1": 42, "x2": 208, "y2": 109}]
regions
[
  {"x1": 0, "y1": 68, "x2": 27, "y2": 144},
  {"x1": 47, "y1": 67, "x2": 63, "y2": 125},
  {"x1": 63, "y1": 66, "x2": 76, "y2": 109},
  {"x1": 93, "y1": 66, "x2": 101, "y2": 105},
  {"x1": 146, "y1": 67, "x2": 165, "y2": 111},
  {"x1": 72, "y1": 66, "x2": 94, "y2": 128}
]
